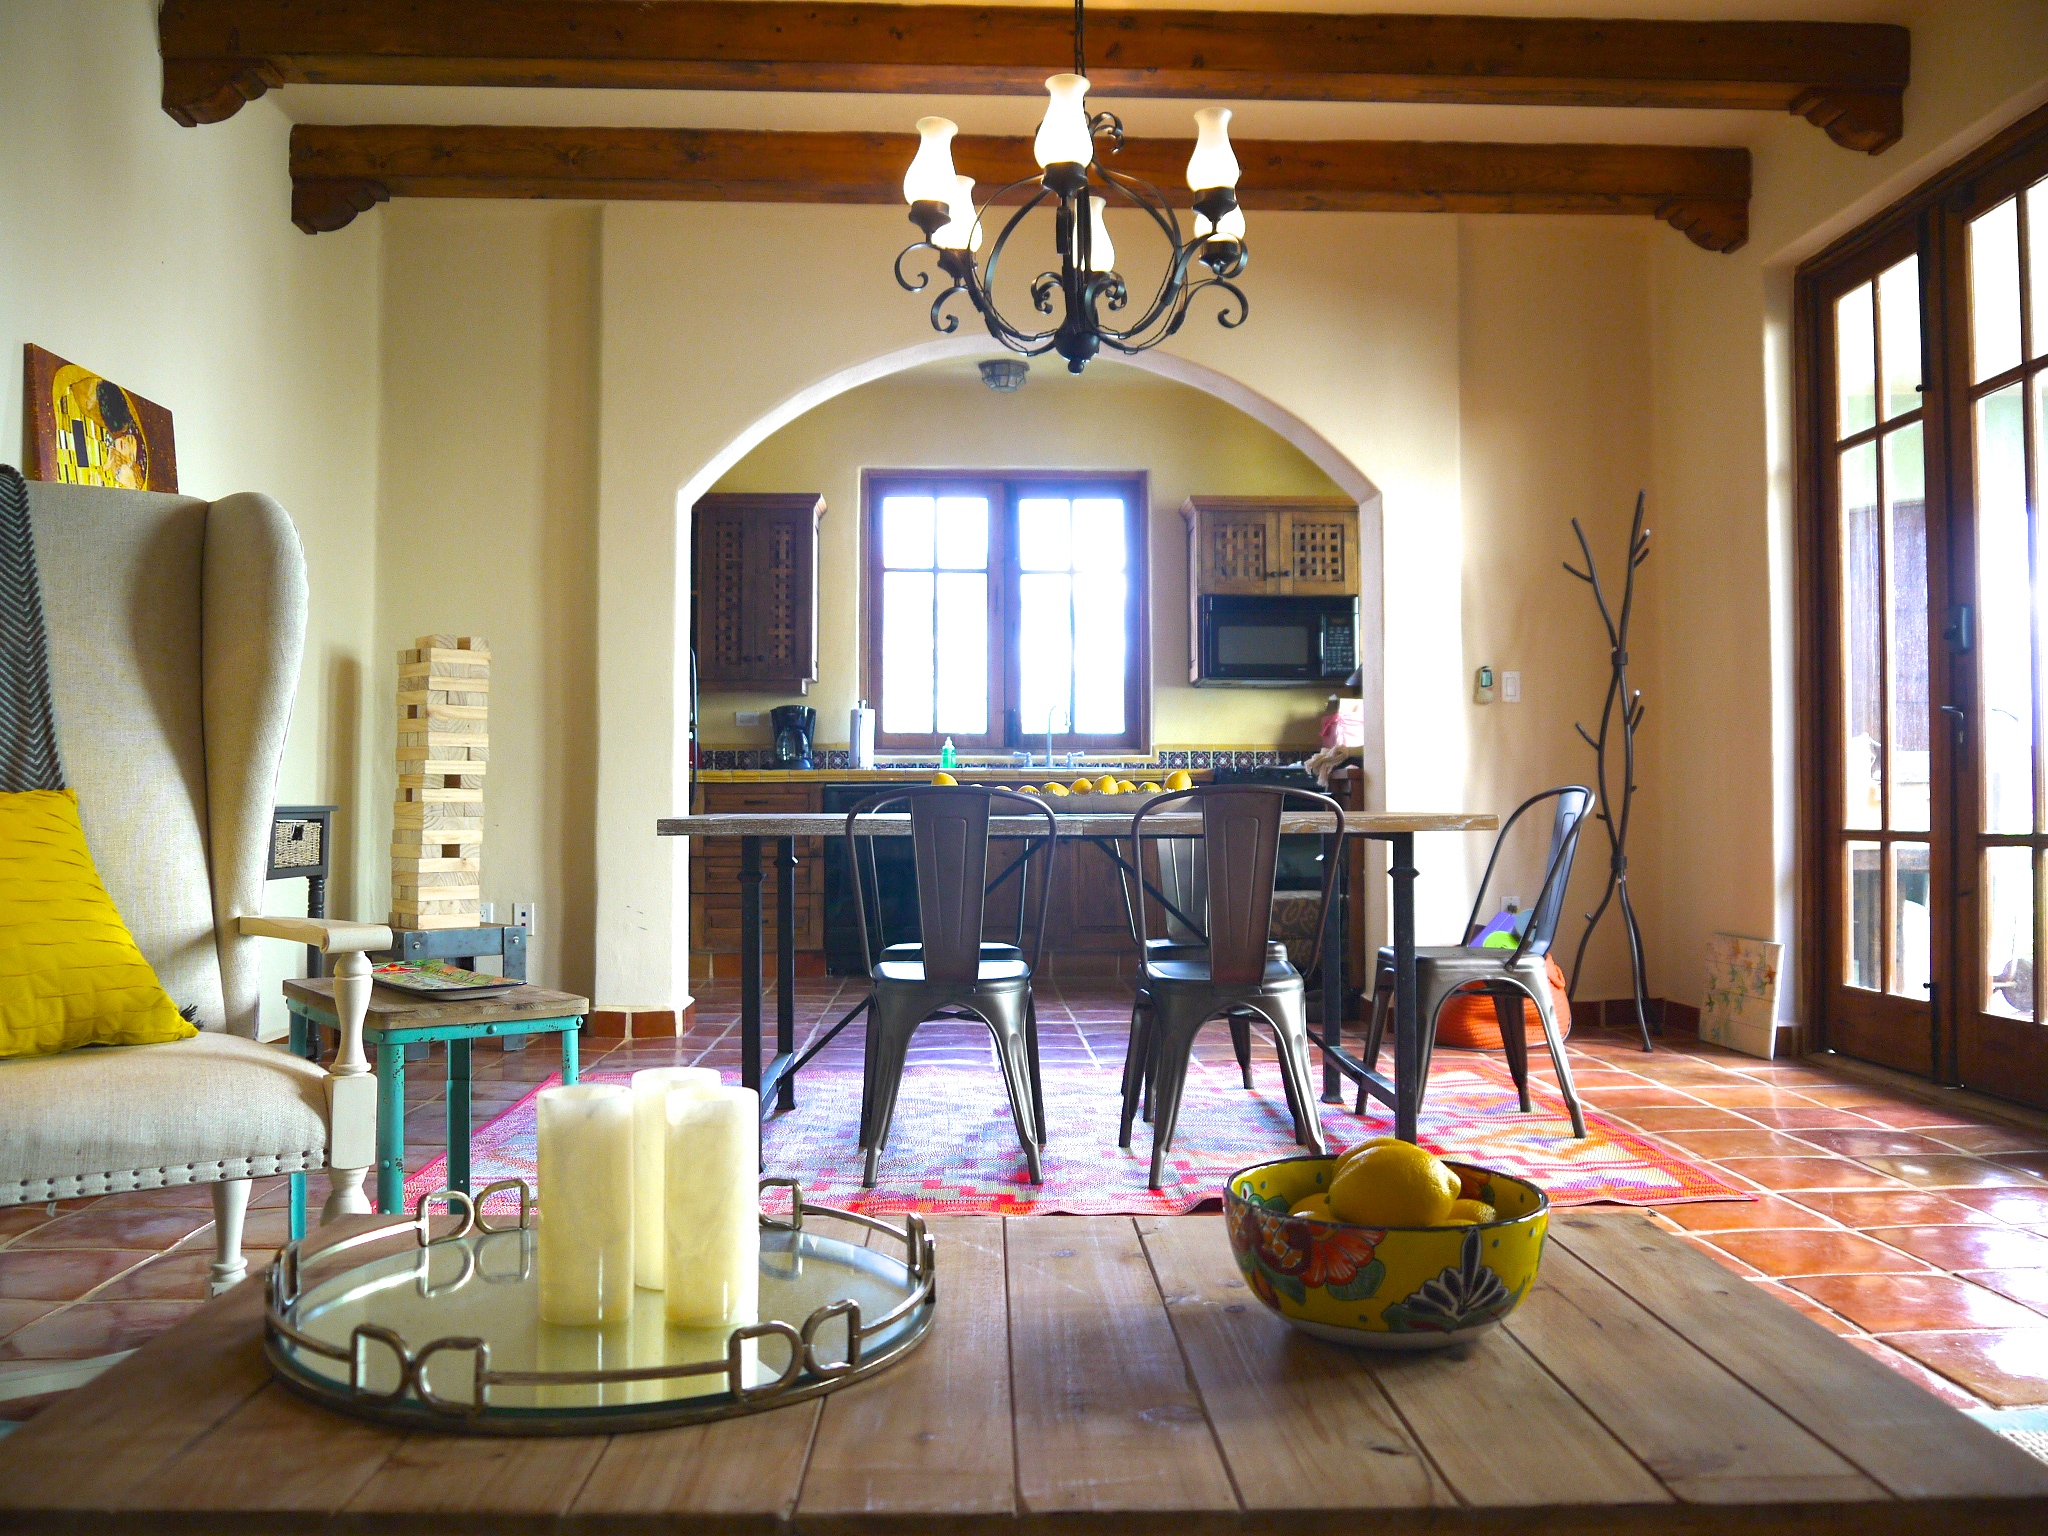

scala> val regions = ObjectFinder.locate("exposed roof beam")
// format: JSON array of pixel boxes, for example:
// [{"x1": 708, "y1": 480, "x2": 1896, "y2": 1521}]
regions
[
  {"x1": 165, "y1": 1, "x2": 1906, "y2": 153},
  {"x1": 289, "y1": 124, "x2": 1750, "y2": 251}
]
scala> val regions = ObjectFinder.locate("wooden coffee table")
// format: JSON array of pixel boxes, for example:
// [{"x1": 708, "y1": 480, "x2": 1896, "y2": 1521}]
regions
[{"x1": 2, "y1": 1212, "x2": 2043, "y2": 1531}]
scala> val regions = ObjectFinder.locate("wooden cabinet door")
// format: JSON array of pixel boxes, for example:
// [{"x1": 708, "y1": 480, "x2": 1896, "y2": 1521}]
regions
[
  {"x1": 692, "y1": 493, "x2": 825, "y2": 690},
  {"x1": 1189, "y1": 502, "x2": 1281, "y2": 594},
  {"x1": 1281, "y1": 503, "x2": 1361, "y2": 596}
]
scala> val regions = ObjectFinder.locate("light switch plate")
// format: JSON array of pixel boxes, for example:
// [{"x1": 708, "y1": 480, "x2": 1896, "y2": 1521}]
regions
[{"x1": 1502, "y1": 670, "x2": 1522, "y2": 703}]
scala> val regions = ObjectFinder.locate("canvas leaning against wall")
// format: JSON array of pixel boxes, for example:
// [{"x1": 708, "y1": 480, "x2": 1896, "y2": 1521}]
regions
[
  {"x1": 1701, "y1": 933, "x2": 1783, "y2": 1060},
  {"x1": 22, "y1": 344, "x2": 178, "y2": 492}
]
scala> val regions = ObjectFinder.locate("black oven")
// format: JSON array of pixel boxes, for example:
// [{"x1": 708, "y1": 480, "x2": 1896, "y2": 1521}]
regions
[{"x1": 1197, "y1": 594, "x2": 1358, "y2": 686}]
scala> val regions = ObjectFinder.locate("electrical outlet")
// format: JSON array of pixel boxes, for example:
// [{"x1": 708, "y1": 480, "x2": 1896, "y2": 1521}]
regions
[
  {"x1": 1502, "y1": 670, "x2": 1522, "y2": 703},
  {"x1": 734, "y1": 710, "x2": 762, "y2": 727},
  {"x1": 514, "y1": 902, "x2": 537, "y2": 936},
  {"x1": 478, "y1": 901, "x2": 495, "y2": 924}
]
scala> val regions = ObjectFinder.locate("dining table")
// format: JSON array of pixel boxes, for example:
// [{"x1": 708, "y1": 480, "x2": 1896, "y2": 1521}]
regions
[{"x1": 656, "y1": 807, "x2": 1496, "y2": 1143}]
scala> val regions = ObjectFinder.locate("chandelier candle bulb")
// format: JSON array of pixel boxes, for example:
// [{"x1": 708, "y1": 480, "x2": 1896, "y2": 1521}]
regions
[
  {"x1": 664, "y1": 1085, "x2": 761, "y2": 1329},
  {"x1": 1084, "y1": 197, "x2": 1115, "y2": 271},
  {"x1": 631, "y1": 1067, "x2": 720, "y2": 1288},
  {"x1": 535, "y1": 1084, "x2": 635, "y2": 1327},
  {"x1": 903, "y1": 116, "x2": 959, "y2": 207},
  {"x1": 1187, "y1": 107, "x2": 1240, "y2": 191},
  {"x1": 1034, "y1": 73, "x2": 1094, "y2": 169}
]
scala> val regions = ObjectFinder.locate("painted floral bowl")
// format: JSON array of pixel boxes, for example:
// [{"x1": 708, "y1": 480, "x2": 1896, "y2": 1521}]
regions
[{"x1": 1223, "y1": 1155, "x2": 1549, "y2": 1350}]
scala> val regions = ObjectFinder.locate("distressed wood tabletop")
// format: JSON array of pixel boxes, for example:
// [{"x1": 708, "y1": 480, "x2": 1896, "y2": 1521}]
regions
[
  {"x1": 2, "y1": 1212, "x2": 2043, "y2": 1533},
  {"x1": 658, "y1": 810, "x2": 1498, "y2": 838}
]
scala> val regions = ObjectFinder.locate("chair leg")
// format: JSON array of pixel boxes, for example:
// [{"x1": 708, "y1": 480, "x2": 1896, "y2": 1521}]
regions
[
  {"x1": 861, "y1": 1009, "x2": 918, "y2": 1187},
  {"x1": 208, "y1": 1178, "x2": 251, "y2": 1294},
  {"x1": 1025, "y1": 993, "x2": 1048, "y2": 1146},
  {"x1": 1532, "y1": 985, "x2": 1588, "y2": 1139},
  {"x1": 1494, "y1": 984, "x2": 1533, "y2": 1113},
  {"x1": 1229, "y1": 1013, "x2": 1254, "y2": 1090},
  {"x1": 1119, "y1": 1000, "x2": 1154, "y2": 1150},
  {"x1": 1354, "y1": 964, "x2": 1394, "y2": 1115},
  {"x1": 1147, "y1": 1021, "x2": 1204, "y2": 1191},
  {"x1": 1265, "y1": 994, "x2": 1328, "y2": 1157},
  {"x1": 987, "y1": 1015, "x2": 1044, "y2": 1185}
]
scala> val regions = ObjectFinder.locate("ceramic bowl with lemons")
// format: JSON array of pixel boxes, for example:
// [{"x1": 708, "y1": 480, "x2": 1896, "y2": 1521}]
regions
[
  {"x1": 938, "y1": 770, "x2": 1188, "y2": 805},
  {"x1": 1224, "y1": 1140, "x2": 1549, "y2": 1350}
]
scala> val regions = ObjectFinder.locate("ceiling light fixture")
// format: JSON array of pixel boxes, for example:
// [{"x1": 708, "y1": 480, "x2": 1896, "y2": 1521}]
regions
[
  {"x1": 895, "y1": 0, "x2": 1249, "y2": 375},
  {"x1": 979, "y1": 359, "x2": 1030, "y2": 392}
]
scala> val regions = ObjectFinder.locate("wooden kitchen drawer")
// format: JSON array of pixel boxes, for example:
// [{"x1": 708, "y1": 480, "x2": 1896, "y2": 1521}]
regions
[
  {"x1": 691, "y1": 891, "x2": 823, "y2": 952},
  {"x1": 690, "y1": 843, "x2": 823, "y2": 894},
  {"x1": 696, "y1": 782, "x2": 817, "y2": 813}
]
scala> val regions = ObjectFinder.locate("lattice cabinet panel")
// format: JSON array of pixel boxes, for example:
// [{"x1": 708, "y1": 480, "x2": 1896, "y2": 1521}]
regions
[
  {"x1": 1182, "y1": 497, "x2": 1360, "y2": 598},
  {"x1": 1284, "y1": 504, "x2": 1358, "y2": 596},
  {"x1": 691, "y1": 493, "x2": 825, "y2": 691}
]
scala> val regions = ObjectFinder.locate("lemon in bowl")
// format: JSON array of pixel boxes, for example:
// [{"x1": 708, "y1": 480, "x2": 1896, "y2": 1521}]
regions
[{"x1": 1224, "y1": 1150, "x2": 1548, "y2": 1349}]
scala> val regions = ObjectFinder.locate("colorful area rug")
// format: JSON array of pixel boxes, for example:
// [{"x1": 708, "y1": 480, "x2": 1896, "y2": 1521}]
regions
[{"x1": 405, "y1": 1054, "x2": 1745, "y2": 1217}]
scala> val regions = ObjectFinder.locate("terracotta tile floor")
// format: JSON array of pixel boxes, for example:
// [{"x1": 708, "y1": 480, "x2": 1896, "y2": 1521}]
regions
[{"x1": 8, "y1": 978, "x2": 2048, "y2": 1420}]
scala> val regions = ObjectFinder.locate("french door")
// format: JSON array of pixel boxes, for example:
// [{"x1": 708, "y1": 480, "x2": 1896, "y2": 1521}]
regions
[{"x1": 1807, "y1": 108, "x2": 2048, "y2": 1107}]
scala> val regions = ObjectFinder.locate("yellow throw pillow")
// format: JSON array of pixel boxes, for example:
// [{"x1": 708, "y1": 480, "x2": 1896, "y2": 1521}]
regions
[{"x1": 0, "y1": 788, "x2": 194, "y2": 1058}]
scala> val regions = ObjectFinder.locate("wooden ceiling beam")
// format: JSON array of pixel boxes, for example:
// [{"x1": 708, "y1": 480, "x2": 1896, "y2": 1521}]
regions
[
  {"x1": 289, "y1": 124, "x2": 1750, "y2": 251},
  {"x1": 165, "y1": 1, "x2": 1906, "y2": 153}
]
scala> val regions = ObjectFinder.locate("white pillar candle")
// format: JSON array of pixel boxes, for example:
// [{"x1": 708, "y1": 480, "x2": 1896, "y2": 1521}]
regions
[
  {"x1": 664, "y1": 1084, "x2": 761, "y2": 1328},
  {"x1": 630, "y1": 1068, "x2": 720, "y2": 1288},
  {"x1": 536, "y1": 1083, "x2": 634, "y2": 1326}
]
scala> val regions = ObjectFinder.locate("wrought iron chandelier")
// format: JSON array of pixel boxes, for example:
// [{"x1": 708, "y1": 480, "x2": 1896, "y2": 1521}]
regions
[{"x1": 894, "y1": 0, "x2": 1249, "y2": 374}]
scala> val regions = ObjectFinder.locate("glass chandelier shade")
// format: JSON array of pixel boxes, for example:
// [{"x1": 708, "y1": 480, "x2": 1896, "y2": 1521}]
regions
[
  {"x1": 1187, "y1": 108, "x2": 1240, "y2": 192},
  {"x1": 932, "y1": 176, "x2": 982, "y2": 252},
  {"x1": 1033, "y1": 74, "x2": 1095, "y2": 169},
  {"x1": 903, "y1": 117, "x2": 960, "y2": 206},
  {"x1": 1083, "y1": 197, "x2": 1115, "y2": 271},
  {"x1": 1193, "y1": 206, "x2": 1247, "y2": 241}
]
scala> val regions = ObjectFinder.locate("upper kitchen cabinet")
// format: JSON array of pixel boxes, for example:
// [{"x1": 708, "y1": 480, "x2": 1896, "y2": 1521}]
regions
[
  {"x1": 1182, "y1": 497, "x2": 1359, "y2": 596},
  {"x1": 692, "y1": 493, "x2": 826, "y2": 692}
]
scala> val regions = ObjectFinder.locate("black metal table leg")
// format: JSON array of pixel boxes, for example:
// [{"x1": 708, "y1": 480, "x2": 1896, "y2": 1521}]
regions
[
  {"x1": 1390, "y1": 831, "x2": 1419, "y2": 1143},
  {"x1": 775, "y1": 835, "x2": 797, "y2": 1113},
  {"x1": 1320, "y1": 831, "x2": 1345, "y2": 1103},
  {"x1": 738, "y1": 835, "x2": 763, "y2": 1097}
]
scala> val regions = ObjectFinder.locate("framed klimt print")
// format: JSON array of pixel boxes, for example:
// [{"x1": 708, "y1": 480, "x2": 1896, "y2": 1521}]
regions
[
  {"x1": 22, "y1": 344, "x2": 177, "y2": 492},
  {"x1": 1701, "y1": 932, "x2": 1784, "y2": 1060}
]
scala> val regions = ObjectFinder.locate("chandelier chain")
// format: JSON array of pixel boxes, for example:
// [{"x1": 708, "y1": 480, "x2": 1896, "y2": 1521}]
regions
[{"x1": 1074, "y1": 0, "x2": 1086, "y2": 77}]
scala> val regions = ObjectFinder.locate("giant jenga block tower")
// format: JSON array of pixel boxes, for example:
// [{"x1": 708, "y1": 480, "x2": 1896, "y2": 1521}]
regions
[{"x1": 392, "y1": 634, "x2": 489, "y2": 930}]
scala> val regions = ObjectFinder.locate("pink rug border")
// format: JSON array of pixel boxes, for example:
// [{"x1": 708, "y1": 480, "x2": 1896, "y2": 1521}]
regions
[{"x1": 407, "y1": 1064, "x2": 1748, "y2": 1216}]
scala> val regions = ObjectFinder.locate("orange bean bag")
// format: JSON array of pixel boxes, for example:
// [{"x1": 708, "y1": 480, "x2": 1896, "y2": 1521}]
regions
[{"x1": 1432, "y1": 955, "x2": 1573, "y2": 1050}]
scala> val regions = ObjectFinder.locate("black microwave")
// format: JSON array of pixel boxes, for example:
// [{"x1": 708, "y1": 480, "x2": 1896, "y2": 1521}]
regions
[{"x1": 1196, "y1": 594, "x2": 1358, "y2": 686}]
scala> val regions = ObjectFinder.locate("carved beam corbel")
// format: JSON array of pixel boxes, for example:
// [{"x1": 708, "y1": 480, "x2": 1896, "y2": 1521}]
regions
[{"x1": 291, "y1": 177, "x2": 390, "y2": 235}]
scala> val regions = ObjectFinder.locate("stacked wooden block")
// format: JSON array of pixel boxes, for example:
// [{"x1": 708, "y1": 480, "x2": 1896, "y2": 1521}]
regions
[{"x1": 392, "y1": 634, "x2": 489, "y2": 930}]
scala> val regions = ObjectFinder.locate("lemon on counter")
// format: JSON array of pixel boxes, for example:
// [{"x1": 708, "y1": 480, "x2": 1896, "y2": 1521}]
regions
[
  {"x1": 1139, "y1": 781, "x2": 1163, "y2": 794},
  {"x1": 1070, "y1": 778, "x2": 1095, "y2": 794},
  {"x1": 1116, "y1": 780, "x2": 1138, "y2": 794},
  {"x1": 1164, "y1": 769, "x2": 1193, "y2": 791},
  {"x1": 1042, "y1": 782, "x2": 1070, "y2": 796},
  {"x1": 931, "y1": 771, "x2": 957, "y2": 785},
  {"x1": 1442, "y1": 1198, "x2": 1498, "y2": 1226},
  {"x1": 1288, "y1": 1193, "x2": 1336, "y2": 1222},
  {"x1": 1328, "y1": 1141, "x2": 1461, "y2": 1228}
]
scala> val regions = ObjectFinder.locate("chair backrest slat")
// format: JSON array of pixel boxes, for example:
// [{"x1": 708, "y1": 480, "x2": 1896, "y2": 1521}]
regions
[{"x1": 1461, "y1": 785, "x2": 1594, "y2": 967}]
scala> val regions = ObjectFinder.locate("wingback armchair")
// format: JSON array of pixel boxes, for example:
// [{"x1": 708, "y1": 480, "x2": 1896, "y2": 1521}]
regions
[{"x1": 0, "y1": 481, "x2": 382, "y2": 1291}]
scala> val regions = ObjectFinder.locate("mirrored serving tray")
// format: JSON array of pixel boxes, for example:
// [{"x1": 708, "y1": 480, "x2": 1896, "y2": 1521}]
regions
[{"x1": 263, "y1": 1178, "x2": 935, "y2": 1434}]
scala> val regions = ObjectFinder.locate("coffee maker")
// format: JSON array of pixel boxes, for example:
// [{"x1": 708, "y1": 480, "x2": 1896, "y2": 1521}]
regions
[{"x1": 769, "y1": 705, "x2": 816, "y2": 769}]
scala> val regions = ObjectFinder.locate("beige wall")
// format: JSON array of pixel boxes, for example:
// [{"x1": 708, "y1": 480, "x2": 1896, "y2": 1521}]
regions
[
  {"x1": 1457, "y1": 218, "x2": 1654, "y2": 1002},
  {"x1": 373, "y1": 203, "x2": 603, "y2": 995},
  {"x1": 0, "y1": 1, "x2": 384, "y2": 1036},
  {"x1": 704, "y1": 365, "x2": 1346, "y2": 752},
  {"x1": 1641, "y1": 0, "x2": 2048, "y2": 1016}
]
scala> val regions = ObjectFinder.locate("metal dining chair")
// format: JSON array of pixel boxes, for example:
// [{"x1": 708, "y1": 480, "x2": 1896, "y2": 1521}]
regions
[
  {"x1": 1113, "y1": 831, "x2": 1287, "y2": 1095},
  {"x1": 1120, "y1": 785, "x2": 1342, "y2": 1188},
  {"x1": 846, "y1": 786, "x2": 1056, "y2": 1187},
  {"x1": 1354, "y1": 785, "x2": 1593, "y2": 1138}
]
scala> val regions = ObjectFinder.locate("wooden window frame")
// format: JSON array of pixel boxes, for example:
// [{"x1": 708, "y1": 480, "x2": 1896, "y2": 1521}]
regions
[
  {"x1": 1796, "y1": 100, "x2": 2048, "y2": 1078},
  {"x1": 861, "y1": 469, "x2": 1151, "y2": 756}
]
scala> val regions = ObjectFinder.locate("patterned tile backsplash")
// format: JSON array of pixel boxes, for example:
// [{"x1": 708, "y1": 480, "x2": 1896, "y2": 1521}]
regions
[{"x1": 699, "y1": 747, "x2": 1299, "y2": 772}]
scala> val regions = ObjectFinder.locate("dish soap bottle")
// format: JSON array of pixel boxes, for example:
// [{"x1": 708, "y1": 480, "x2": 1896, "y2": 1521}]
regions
[{"x1": 939, "y1": 737, "x2": 956, "y2": 770}]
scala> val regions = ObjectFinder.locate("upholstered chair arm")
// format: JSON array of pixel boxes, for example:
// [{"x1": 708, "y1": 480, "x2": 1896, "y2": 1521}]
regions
[{"x1": 238, "y1": 916, "x2": 394, "y2": 1220}]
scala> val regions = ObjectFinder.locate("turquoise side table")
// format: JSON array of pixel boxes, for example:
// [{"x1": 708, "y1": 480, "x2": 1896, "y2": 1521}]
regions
[{"x1": 282, "y1": 977, "x2": 589, "y2": 1229}]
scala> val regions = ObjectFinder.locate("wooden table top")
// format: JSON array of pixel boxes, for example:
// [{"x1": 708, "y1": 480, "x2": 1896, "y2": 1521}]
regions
[
  {"x1": 660, "y1": 810, "x2": 1497, "y2": 838},
  {"x1": 2, "y1": 1212, "x2": 2042, "y2": 1533},
  {"x1": 283, "y1": 977, "x2": 591, "y2": 1027}
]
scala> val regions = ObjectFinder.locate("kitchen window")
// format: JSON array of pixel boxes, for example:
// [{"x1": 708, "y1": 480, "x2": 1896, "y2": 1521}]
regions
[{"x1": 863, "y1": 472, "x2": 1149, "y2": 754}]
